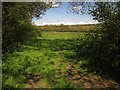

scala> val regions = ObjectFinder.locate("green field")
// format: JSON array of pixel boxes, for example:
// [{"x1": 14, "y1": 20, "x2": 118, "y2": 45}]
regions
[{"x1": 41, "y1": 32, "x2": 86, "y2": 39}]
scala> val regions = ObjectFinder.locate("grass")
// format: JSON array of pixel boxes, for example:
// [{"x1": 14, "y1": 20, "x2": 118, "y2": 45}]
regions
[
  {"x1": 3, "y1": 31, "x2": 119, "y2": 88},
  {"x1": 3, "y1": 33, "x2": 83, "y2": 88},
  {"x1": 41, "y1": 32, "x2": 85, "y2": 39}
]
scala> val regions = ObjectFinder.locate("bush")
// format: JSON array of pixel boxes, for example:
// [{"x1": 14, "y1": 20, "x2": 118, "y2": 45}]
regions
[
  {"x1": 76, "y1": 29, "x2": 120, "y2": 83},
  {"x1": 2, "y1": 3, "x2": 41, "y2": 55}
]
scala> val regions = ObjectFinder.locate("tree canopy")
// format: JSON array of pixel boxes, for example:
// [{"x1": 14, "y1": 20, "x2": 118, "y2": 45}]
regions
[
  {"x1": 2, "y1": 2, "x2": 51, "y2": 54},
  {"x1": 70, "y1": 2, "x2": 120, "y2": 82}
]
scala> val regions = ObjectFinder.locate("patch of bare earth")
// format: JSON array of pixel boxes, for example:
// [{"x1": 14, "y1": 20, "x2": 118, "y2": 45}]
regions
[
  {"x1": 25, "y1": 74, "x2": 42, "y2": 89},
  {"x1": 65, "y1": 65, "x2": 119, "y2": 88}
]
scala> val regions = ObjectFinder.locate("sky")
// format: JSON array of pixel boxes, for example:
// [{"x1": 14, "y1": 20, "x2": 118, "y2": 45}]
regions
[{"x1": 32, "y1": 2, "x2": 98, "y2": 26}]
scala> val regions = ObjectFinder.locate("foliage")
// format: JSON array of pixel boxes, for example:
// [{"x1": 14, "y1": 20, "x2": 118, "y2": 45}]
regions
[
  {"x1": 2, "y1": 2, "x2": 51, "y2": 55},
  {"x1": 2, "y1": 35, "x2": 81, "y2": 88},
  {"x1": 54, "y1": 77, "x2": 78, "y2": 88},
  {"x1": 75, "y1": 2, "x2": 120, "y2": 83},
  {"x1": 3, "y1": 30, "x2": 119, "y2": 88},
  {"x1": 2, "y1": 2, "x2": 120, "y2": 88}
]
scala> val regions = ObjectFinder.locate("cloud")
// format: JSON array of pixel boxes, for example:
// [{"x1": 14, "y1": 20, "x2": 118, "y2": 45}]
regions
[
  {"x1": 35, "y1": 21, "x2": 99, "y2": 26},
  {"x1": 52, "y1": 2, "x2": 61, "y2": 8},
  {"x1": 52, "y1": 3, "x2": 60, "y2": 8},
  {"x1": 72, "y1": 6, "x2": 82, "y2": 12}
]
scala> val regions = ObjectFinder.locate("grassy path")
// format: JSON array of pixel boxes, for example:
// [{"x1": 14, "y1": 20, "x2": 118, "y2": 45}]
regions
[
  {"x1": 3, "y1": 35, "x2": 119, "y2": 88},
  {"x1": 23, "y1": 39, "x2": 80, "y2": 88}
]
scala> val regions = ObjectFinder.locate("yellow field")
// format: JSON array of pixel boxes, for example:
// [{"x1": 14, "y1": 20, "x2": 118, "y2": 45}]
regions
[{"x1": 38, "y1": 24, "x2": 97, "y2": 32}]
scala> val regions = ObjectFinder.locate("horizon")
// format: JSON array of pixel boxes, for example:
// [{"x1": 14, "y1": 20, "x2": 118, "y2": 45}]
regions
[
  {"x1": 36, "y1": 23, "x2": 98, "y2": 26},
  {"x1": 33, "y1": 22, "x2": 98, "y2": 26}
]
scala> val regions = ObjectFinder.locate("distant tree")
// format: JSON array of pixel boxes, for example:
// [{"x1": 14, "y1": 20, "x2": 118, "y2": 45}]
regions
[{"x1": 60, "y1": 24, "x2": 64, "y2": 26}]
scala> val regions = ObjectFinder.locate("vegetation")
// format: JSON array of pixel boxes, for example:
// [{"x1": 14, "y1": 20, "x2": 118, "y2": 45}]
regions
[
  {"x1": 2, "y1": 2, "x2": 51, "y2": 55},
  {"x1": 3, "y1": 33, "x2": 119, "y2": 88},
  {"x1": 75, "y1": 2, "x2": 120, "y2": 83},
  {"x1": 2, "y1": 34, "x2": 81, "y2": 88},
  {"x1": 38, "y1": 24, "x2": 97, "y2": 32},
  {"x1": 41, "y1": 32, "x2": 85, "y2": 39},
  {"x1": 2, "y1": 2, "x2": 120, "y2": 89}
]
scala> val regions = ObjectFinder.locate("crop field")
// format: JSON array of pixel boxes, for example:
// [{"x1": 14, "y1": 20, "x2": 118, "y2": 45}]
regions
[{"x1": 38, "y1": 24, "x2": 97, "y2": 32}]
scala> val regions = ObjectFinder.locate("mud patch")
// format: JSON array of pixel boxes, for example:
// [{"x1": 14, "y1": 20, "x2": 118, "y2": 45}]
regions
[{"x1": 65, "y1": 65, "x2": 119, "y2": 88}]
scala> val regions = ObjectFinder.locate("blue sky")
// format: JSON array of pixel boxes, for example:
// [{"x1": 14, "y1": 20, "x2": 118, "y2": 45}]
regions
[{"x1": 33, "y1": 2, "x2": 98, "y2": 26}]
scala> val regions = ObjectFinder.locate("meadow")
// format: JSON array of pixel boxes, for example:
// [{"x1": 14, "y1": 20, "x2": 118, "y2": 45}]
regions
[
  {"x1": 2, "y1": 25, "x2": 119, "y2": 88},
  {"x1": 41, "y1": 32, "x2": 85, "y2": 39}
]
